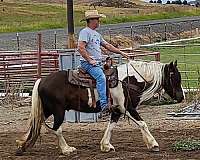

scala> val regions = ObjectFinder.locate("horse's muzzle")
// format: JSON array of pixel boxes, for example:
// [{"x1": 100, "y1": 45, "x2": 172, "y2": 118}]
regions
[{"x1": 176, "y1": 91, "x2": 184, "y2": 103}]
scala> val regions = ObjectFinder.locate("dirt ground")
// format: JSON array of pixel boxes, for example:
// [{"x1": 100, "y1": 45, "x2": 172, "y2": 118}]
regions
[{"x1": 0, "y1": 103, "x2": 200, "y2": 160}]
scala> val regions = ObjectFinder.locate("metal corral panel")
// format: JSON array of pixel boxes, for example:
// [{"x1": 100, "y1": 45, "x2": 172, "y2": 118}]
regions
[{"x1": 58, "y1": 49, "x2": 98, "y2": 123}]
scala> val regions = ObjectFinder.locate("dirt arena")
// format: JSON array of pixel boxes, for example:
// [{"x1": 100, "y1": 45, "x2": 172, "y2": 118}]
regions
[{"x1": 0, "y1": 103, "x2": 199, "y2": 160}]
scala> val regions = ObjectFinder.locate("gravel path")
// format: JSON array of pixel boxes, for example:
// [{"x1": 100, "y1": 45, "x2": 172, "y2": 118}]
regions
[{"x1": 0, "y1": 16, "x2": 200, "y2": 51}]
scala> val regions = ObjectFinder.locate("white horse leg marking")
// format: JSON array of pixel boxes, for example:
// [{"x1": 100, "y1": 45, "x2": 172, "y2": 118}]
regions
[
  {"x1": 100, "y1": 122, "x2": 116, "y2": 152},
  {"x1": 87, "y1": 88, "x2": 92, "y2": 107},
  {"x1": 100, "y1": 83, "x2": 124, "y2": 152},
  {"x1": 137, "y1": 121, "x2": 159, "y2": 151},
  {"x1": 125, "y1": 112, "x2": 159, "y2": 151},
  {"x1": 44, "y1": 125, "x2": 76, "y2": 154},
  {"x1": 110, "y1": 83, "x2": 125, "y2": 107},
  {"x1": 53, "y1": 127, "x2": 76, "y2": 154},
  {"x1": 181, "y1": 85, "x2": 186, "y2": 99},
  {"x1": 109, "y1": 83, "x2": 159, "y2": 151},
  {"x1": 87, "y1": 88, "x2": 98, "y2": 107}
]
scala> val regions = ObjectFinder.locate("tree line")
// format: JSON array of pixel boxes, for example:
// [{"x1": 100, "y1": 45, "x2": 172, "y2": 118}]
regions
[{"x1": 149, "y1": 0, "x2": 200, "y2": 6}]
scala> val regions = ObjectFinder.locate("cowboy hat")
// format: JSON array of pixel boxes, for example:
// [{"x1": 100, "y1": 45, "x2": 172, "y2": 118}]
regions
[{"x1": 81, "y1": 10, "x2": 106, "y2": 21}]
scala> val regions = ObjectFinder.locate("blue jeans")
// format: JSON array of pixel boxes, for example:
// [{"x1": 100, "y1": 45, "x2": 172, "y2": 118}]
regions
[{"x1": 80, "y1": 61, "x2": 107, "y2": 109}]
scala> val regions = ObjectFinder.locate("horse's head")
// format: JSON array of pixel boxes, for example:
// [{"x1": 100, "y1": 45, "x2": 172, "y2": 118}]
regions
[{"x1": 163, "y1": 60, "x2": 185, "y2": 103}]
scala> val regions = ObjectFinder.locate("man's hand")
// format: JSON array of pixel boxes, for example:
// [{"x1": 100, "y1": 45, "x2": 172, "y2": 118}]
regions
[
  {"x1": 102, "y1": 43, "x2": 129, "y2": 59},
  {"x1": 120, "y1": 51, "x2": 129, "y2": 59},
  {"x1": 89, "y1": 59, "x2": 97, "y2": 66}
]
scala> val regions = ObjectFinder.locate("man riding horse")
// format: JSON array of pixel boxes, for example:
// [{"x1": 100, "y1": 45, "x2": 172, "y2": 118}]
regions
[
  {"x1": 78, "y1": 10, "x2": 128, "y2": 113},
  {"x1": 15, "y1": 10, "x2": 184, "y2": 156}
]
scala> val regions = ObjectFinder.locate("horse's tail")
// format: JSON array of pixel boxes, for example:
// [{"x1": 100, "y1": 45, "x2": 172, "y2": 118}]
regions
[{"x1": 16, "y1": 79, "x2": 43, "y2": 153}]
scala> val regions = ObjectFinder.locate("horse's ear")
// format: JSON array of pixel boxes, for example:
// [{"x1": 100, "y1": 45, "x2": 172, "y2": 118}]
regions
[
  {"x1": 174, "y1": 60, "x2": 177, "y2": 67},
  {"x1": 169, "y1": 61, "x2": 173, "y2": 68}
]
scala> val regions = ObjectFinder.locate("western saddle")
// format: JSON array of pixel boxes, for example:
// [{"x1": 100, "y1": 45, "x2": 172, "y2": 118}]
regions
[{"x1": 68, "y1": 57, "x2": 118, "y2": 108}]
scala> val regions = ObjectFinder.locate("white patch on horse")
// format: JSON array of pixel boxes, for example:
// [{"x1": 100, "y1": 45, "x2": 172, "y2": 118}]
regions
[
  {"x1": 125, "y1": 111, "x2": 159, "y2": 150},
  {"x1": 117, "y1": 60, "x2": 165, "y2": 104},
  {"x1": 44, "y1": 125, "x2": 76, "y2": 155},
  {"x1": 87, "y1": 88, "x2": 98, "y2": 107},
  {"x1": 53, "y1": 126, "x2": 76, "y2": 155},
  {"x1": 100, "y1": 122, "x2": 116, "y2": 152},
  {"x1": 137, "y1": 121, "x2": 159, "y2": 150},
  {"x1": 87, "y1": 88, "x2": 92, "y2": 107},
  {"x1": 110, "y1": 83, "x2": 125, "y2": 111},
  {"x1": 181, "y1": 85, "x2": 186, "y2": 99}
]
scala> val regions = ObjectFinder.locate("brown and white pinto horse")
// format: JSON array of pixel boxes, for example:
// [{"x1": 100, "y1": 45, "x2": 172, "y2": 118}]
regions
[{"x1": 16, "y1": 60, "x2": 185, "y2": 155}]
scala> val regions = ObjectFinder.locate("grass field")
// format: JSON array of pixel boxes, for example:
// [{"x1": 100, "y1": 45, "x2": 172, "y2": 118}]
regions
[{"x1": 1, "y1": 1, "x2": 200, "y2": 33}]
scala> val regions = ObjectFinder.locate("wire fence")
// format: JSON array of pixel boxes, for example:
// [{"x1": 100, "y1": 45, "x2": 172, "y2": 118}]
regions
[
  {"x1": 141, "y1": 37, "x2": 200, "y2": 91},
  {"x1": 100, "y1": 19, "x2": 200, "y2": 45},
  {"x1": 1, "y1": 18, "x2": 200, "y2": 51},
  {"x1": 0, "y1": 19, "x2": 200, "y2": 102}
]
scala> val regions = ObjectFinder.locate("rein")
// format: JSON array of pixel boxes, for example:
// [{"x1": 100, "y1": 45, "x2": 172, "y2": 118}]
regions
[
  {"x1": 124, "y1": 62, "x2": 129, "y2": 118},
  {"x1": 123, "y1": 60, "x2": 149, "y2": 119},
  {"x1": 129, "y1": 63, "x2": 150, "y2": 87}
]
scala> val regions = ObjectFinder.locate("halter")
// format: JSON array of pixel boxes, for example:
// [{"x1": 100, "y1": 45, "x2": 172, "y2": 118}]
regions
[{"x1": 165, "y1": 63, "x2": 176, "y2": 98}]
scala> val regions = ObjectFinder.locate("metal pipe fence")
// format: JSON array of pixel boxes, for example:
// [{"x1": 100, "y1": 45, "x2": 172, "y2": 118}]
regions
[{"x1": 0, "y1": 50, "x2": 59, "y2": 95}]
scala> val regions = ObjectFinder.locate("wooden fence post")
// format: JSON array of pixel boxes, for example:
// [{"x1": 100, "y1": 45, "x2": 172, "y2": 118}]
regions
[{"x1": 37, "y1": 33, "x2": 42, "y2": 79}]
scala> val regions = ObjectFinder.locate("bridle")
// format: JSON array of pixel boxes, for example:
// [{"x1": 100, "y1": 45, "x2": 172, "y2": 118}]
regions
[
  {"x1": 169, "y1": 71, "x2": 176, "y2": 98},
  {"x1": 163, "y1": 64, "x2": 178, "y2": 100}
]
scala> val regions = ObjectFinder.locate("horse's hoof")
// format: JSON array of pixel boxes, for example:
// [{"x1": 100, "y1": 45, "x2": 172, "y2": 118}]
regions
[
  {"x1": 62, "y1": 147, "x2": 77, "y2": 155},
  {"x1": 150, "y1": 146, "x2": 160, "y2": 152},
  {"x1": 110, "y1": 147, "x2": 115, "y2": 152},
  {"x1": 15, "y1": 147, "x2": 24, "y2": 156},
  {"x1": 100, "y1": 143, "x2": 115, "y2": 152}
]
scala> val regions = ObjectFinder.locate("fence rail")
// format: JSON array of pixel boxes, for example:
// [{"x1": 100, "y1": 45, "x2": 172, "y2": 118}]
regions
[
  {"x1": 0, "y1": 50, "x2": 59, "y2": 93},
  {"x1": 0, "y1": 49, "x2": 160, "y2": 95}
]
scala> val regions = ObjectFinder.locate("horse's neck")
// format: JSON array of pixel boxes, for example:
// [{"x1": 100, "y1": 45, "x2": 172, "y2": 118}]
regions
[
  {"x1": 118, "y1": 61, "x2": 164, "y2": 82},
  {"x1": 139, "y1": 63, "x2": 165, "y2": 103}
]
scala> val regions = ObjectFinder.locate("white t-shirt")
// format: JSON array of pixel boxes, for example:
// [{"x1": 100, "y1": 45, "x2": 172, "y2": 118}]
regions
[{"x1": 78, "y1": 27, "x2": 108, "y2": 62}]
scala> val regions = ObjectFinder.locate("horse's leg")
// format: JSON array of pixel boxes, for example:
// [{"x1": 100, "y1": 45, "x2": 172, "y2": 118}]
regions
[
  {"x1": 100, "y1": 84, "x2": 125, "y2": 152},
  {"x1": 100, "y1": 108, "x2": 122, "y2": 152},
  {"x1": 125, "y1": 108, "x2": 159, "y2": 152},
  {"x1": 53, "y1": 126, "x2": 76, "y2": 155},
  {"x1": 44, "y1": 110, "x2": 76, "y2": 155}
]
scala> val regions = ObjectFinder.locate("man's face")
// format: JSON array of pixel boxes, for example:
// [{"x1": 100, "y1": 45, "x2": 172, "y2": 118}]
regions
[{"x1": 89, "y1": 18, "x2": 100, "y2": 28}]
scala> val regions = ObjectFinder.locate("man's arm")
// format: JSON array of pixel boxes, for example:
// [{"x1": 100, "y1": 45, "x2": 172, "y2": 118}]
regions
[
  {"x1": 78, "y1": 41, "x2": 96, "y2": 65},
  {"x1": 101, "y1": 43, "x2": 129, "y2": 58},
  {"x1": 100, "y1": 46, "x2": 109, "y2": 55}
]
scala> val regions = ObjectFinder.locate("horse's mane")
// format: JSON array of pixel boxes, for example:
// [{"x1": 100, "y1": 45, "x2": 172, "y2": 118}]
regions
[{"x1": 117, "y1": 60, "x2": 165, "y2": 104}]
